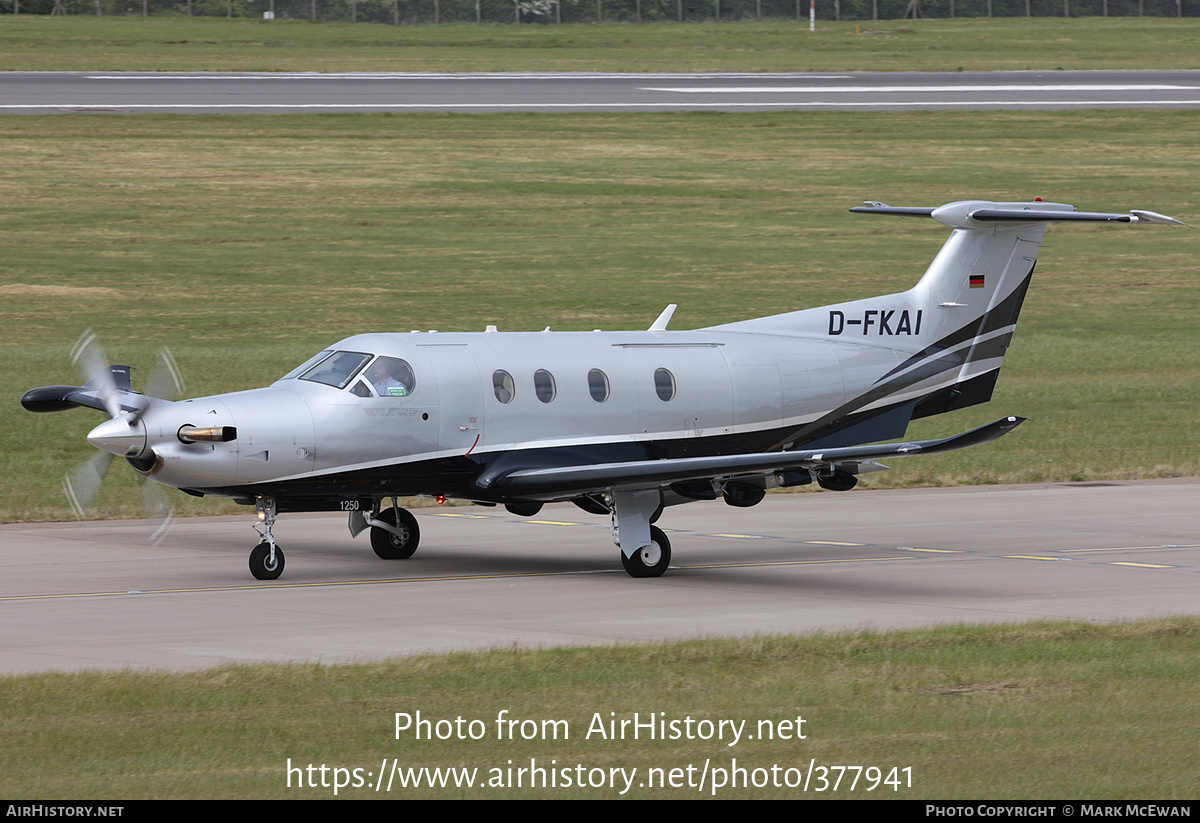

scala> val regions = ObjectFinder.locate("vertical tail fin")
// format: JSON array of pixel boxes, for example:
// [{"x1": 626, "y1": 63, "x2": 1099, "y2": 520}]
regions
[
  {"x1": 709, "y1": 199, "x2": 1061, "y2": 368},
  {"x1": 870, "y1": 201, "x2": 1050, "y2": 417},
  {"x1": 710, "y1": 199, "x2": 1184, "y2": 436},
  {"x1": 850, "y1": 200, "x2": 1184, "y2": 417}
]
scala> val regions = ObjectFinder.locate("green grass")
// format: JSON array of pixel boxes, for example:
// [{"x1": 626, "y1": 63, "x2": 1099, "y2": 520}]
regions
[
  {"x1": 0, "y1": 17, "x2": 1199, "y2": 72},
  {"x1": 3, "y1": 618, "x2": 1198, "y2": 798},
  {"x1": 3, "y1": 109, "x2": 1197, "y2": 521}
]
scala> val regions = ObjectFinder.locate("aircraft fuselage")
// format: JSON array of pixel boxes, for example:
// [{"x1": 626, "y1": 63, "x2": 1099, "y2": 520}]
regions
[{"x1": 153, "y1": 322, "x2": 926, "y2": 507}]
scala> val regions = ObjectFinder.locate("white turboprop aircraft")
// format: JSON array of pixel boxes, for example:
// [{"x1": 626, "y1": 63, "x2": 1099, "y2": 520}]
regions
[{"x1": 23, "y1": 199, "x2": 1186, "y2": 580}]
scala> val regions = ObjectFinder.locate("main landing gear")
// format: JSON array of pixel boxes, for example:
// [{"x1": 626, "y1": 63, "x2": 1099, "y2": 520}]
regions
[
  {"x1": 249, "y1": 497, "x2": 284, "y2": 580},
  {"x1": 620, "y1": 525, "x2": 671, "y2": 578},
  {"x1": 611, "y1": 489, "x2": 672, "y2": 579},
  {"x1": 345, "y1": 497, "x2": 421, "y2": 562},
  {"x1": 368, "y1": 504, "x2": 421, "y2": 560}
]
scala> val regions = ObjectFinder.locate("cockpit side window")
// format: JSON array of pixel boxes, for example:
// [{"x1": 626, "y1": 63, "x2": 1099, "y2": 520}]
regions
[
  {"x1": 298, "y1": 351, "x2": 372, "y2": 389},
  {"x1": 366, "y1": 356, "x2": 416, "y2": 397}
]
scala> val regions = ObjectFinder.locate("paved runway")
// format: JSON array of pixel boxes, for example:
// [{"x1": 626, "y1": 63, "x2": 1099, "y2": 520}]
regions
[
  {"x1": 2, "y1": 479, "x2": 1196, "y2": 674},
  {"x1": 3, "y1": 70, "x2": 1200, "y2": 113}
]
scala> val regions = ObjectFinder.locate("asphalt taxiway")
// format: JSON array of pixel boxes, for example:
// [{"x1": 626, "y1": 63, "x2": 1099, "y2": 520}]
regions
[{"x1": 1, "y1": 479, "x2": 1196, "y2": 675}]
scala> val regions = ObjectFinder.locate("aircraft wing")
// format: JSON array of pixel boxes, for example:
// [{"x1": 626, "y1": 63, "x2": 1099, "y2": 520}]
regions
[{"x1": 485, "y1": 416, "x2": 1023, "y2": 499}]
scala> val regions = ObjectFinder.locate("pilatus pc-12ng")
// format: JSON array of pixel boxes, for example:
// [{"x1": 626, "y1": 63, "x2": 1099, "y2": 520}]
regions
[{"x1": 22, "y1": 199, "x2": 1186, "y2": 580}]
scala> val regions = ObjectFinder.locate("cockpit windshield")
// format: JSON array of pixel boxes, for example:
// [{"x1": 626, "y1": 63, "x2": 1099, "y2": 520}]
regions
[
  {"x1": 280, "y1": 350, "x2": 332, "y2": 381},
  {"x1": 281, "y1": 350, "x2": 417, "y2": 396},
  {"x1": 295, "y1": 351, "x2": 373, "y2": 390}
]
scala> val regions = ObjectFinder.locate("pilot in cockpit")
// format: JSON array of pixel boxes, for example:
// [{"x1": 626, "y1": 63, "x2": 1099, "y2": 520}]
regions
[{"x1": 368, "y1": 358, "x2": 409, "y2": 397}]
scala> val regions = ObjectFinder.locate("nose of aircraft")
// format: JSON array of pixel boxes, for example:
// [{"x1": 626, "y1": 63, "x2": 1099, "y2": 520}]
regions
[{"x1": 87, "y1": 414, "x2": 148, "y2": 459}]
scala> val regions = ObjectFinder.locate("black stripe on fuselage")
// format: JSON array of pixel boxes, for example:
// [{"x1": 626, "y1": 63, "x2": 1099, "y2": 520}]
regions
[
  {"x1": 873, "y1": 266, "x2": 1034, "y2": 386},
  {"x1": 189, "y1": 374, "x2": 999, "y2": 509}
]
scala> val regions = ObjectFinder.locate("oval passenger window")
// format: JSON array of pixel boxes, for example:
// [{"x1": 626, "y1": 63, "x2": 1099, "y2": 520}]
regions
[
  {"x1": 654, "y1": 368, "x2": 676, "y2": 402},
  {"x1": 493, "y1": 370, "x2": 515, "y2": 404},
  {"x1": 534, "y1": 369, "x2": 556, "y2": 404},
  {"x1": 588, "y1": 369, "x2": 610, "y2": 403}
]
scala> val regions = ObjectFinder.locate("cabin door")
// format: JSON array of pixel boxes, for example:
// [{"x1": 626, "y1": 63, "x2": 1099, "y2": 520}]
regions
[{"x1": 420, "y1": 344, "x2": 485, "y2": 457}]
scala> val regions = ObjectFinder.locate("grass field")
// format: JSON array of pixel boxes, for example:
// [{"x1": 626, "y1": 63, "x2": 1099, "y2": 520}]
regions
[
  {"x1": 0, "y1": 17, "x2": 1199, "y2": 73},
  {"x1": 3, "y1": 618, "x2": 1198, "y2": 798},
  {"x1": 3, "y1": 110, "x2": 1197, "y2": 522}
]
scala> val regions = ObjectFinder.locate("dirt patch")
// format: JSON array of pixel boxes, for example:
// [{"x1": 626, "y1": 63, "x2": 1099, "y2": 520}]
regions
[
  {"x1": 925, "y1": 680, "x2": 1064, "y2": 697},
  {"x1": 0, "y1": 284, "x2": 120, "y2": 298}
]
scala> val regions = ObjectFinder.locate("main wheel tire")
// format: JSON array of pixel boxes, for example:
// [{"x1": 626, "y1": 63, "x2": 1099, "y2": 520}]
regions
[
  {"x1": 620, "y1": 525, "x2": 671, "y2": 578},
  {"x1": 249, "y1": 542, "x2": 284, "y2": 580},
  {"x1": 370, "y1": 507, "x2": 420, "y2": 559}
]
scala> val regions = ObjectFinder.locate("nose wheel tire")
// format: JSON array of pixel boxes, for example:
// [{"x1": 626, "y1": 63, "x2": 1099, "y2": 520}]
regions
[
  {"x1": 249, "y1": 542, "x2": 284, "y2": 580},
  {"x1": 620, "y1": 525, "x2": 671, "y2": 578},
  {"x1": 371, "y1": 507, "x2": 420, "y2": 559}
]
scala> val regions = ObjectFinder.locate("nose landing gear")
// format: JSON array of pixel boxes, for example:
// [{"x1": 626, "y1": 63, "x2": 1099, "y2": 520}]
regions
[{"x1": 249, "y1": 497, "x2": 284, "y2": 580}]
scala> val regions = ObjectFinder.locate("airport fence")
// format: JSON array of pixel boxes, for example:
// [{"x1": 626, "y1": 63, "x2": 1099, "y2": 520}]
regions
[{"x1": 1, "y1": 0, "x2": 1190, "y2": 23}]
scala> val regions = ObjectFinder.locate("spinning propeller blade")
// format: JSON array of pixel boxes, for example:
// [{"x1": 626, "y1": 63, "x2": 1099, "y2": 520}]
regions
[
  {"x1": 142, "y1": 481, "x2": 175, "y2": 545},
  {"x1": 70, "y1": 329, "x2": 124, "y2": 419},
  {"x1": 61, "y1": 331, "x2": 182, "y2": 543},
  {"x1": 63, "y1": 450, "x2": 113, "y2": 520},
  {"x1": 143, "y1": 346, "x2": 185, "y2": 401}
]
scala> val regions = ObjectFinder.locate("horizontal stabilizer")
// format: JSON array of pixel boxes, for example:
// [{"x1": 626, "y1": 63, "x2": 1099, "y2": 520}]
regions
[
  {"x1": 852, "y1": 200, "x2": 1188, "y2": 228},
  {"x1": 972, "y1": 209, "x2": 1150, "y2": 224},
  {"x1": 849, "y1": 203, "x2": 937, "y2": 218}
]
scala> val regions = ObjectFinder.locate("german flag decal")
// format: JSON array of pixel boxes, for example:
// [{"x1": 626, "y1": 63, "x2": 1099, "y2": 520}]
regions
[{"x1": 969, "y1": 274, "x2": 985, "y2": 289}]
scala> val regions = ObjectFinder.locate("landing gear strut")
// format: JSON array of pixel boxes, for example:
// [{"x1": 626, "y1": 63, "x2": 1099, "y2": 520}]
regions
[{"x1": 250, "y1": 497, "x2": 284, "y2": 580}]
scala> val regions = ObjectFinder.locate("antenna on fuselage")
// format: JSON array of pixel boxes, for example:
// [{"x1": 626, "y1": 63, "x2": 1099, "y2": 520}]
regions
[{"x1": 649, "y1": 304, "x2": 677, "y2": 332}]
